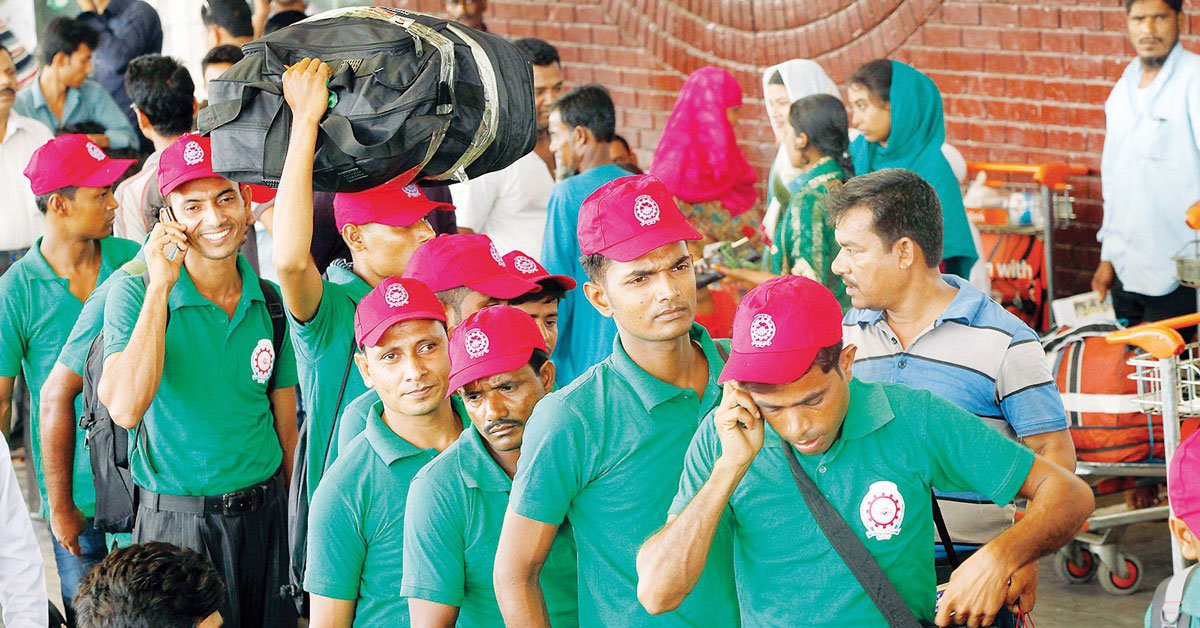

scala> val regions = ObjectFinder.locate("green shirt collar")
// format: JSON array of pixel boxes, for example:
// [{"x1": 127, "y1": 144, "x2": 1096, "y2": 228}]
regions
[
  {"x1": 609, "y1": 323, "x2": 724, "y2": 413},
  {"x1": 327, "y1": 263, "x2": 372, "y2": 302},
  {"x1": 457, "y1": 425, "x2": 512, "y2": 493},
  {"x1": 169, "y1": 254, "x2": 262, "y2": 310},
  {"x1": 365, "y1": 396, "x2": 470, "y2": 466},
  {"x1": 840, "y1": 378, "x2": 895, "y2": 440}
]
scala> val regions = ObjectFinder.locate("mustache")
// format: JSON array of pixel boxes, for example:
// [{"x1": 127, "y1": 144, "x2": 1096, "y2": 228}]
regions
[{"x1": 485, "y1": 418, "x2": 524, "y2": 434}]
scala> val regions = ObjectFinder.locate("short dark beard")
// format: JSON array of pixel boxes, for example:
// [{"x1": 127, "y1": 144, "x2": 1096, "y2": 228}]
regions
[{"x1": 1141, "y1": 52, "x2": 1170, "y2": 69}]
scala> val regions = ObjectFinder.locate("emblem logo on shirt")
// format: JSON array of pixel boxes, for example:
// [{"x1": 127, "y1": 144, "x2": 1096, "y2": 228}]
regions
[
  {"x1": 513, "y1": 255, "x2": 538, "y2": 274},
  {"x1": 250, "y1": 338, "x2": 276, "y2": 385},
  {"x1": 633, "y1": 194, "x2": 660, "y2": 227},
  {"x1": 749, "y1": 313, "x2": 776, "y2": 348},
  {"x1": 85, "y1": 142, "x2": 105, "y2": 161},
  {"x1": 860, "y1": 481, "x2": 905, "y2": 541},
  {"x1": 490, "y1": 242, "x2": 505, "y2": 267},
  {"x1": 464, "y1": 329, "x2": 490, "y2": 359},
  {"x1": 183, "y1": 141, "x2": 205, "y2": 166},
  {"x1": 384, "y1": 283, "x2": 409, "y2": 308},
  {"x1": 402, "y1": 183, "x2": 421, "y2": 198}
]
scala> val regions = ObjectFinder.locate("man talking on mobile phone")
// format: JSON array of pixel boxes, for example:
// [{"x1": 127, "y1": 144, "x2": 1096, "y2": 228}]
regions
[{"x1": 636, "y1": 276, "x2": 1094, "y2": 628}]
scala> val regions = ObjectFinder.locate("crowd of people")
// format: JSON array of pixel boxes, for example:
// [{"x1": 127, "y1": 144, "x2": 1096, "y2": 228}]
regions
[{"x1": 0, "y1": 0, "x2": 1198, "y2": 627}]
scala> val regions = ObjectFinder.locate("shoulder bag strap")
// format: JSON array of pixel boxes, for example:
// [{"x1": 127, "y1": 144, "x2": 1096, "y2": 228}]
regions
[
  {"x1": 258, "y1": 279, "x2": 288, "y2": 391},
  {"x1": 932, "y1": 494, "x2": 961, "y2": 568},
  {"x1": 780, "y1": 435, "x2": 924, "y2": 628},
  {"x1": 318, "y1": 344, "x2": 357, "y2": 473}
]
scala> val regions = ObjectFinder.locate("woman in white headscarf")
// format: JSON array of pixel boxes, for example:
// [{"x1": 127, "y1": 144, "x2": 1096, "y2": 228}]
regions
[{"x1": 761, "y1": 60, "x2": 843, "y2": 240}]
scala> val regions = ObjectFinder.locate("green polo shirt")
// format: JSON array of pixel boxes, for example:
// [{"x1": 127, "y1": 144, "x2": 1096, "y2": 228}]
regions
[
  {"x1": 59, "y1": 258, "x2": 144, "y2": 377},
  {"x1": 402, "y1": 426, "x2": 579, "y2": 627},
  {"x1": 102, "y1": 255, "x2": 299, "y2": 496},
  {"x1": 335, "y1": 388, "x2": 381, "y2": 458},
  {"x1": 669, "y1": 379, "x2": 1035, "y2": 626},
  {"x1": 0, "y1": 236, "x2": 141, "y2": 517},
  {"x1": 291, "y1": 264, "x2": 371, "y2": 498},
  {"x1": 509, "y1": 324, "x2": 740, "y2": 627},
  {"x1": 305, "y1": 398, "x2": 467, "y2": 627}
]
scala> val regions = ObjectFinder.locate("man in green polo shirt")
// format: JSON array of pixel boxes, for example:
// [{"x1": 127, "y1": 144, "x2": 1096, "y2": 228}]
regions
[
  {"x1": 99, "y1": 132, "x2": 299, "y2": 628},
  {"x1": 305, "y1": 277, "x2": 467, "y2": 627},
  {"x1": 637, "y1": 276, "x2": 1095, "y2": 627},
  {"x1": 495, "y1": 174, "x2": 740, "y2": 627},
  {"x1": 0, "y1": 133, "x2": 137, "y2": 621},
  {"x1": 403, "y1": 306, "x2": 578, "y2": 626},
  {"x1": 271, "y1": 58, "x2": 454, "y2": 495}
]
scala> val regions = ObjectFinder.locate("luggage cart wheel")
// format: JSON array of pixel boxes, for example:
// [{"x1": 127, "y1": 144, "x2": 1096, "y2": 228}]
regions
[
  {"x1": 1097, "y1": 555, "x2": 1143, "y2": 595},
  {"x1": 1055, "y1": 545, "x2": 1098, "y2": 584}
]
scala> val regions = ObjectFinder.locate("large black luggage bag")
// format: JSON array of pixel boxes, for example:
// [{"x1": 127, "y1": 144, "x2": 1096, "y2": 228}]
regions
[{"x1": 198, "y1": 7, "x2": 535, "y2": 192}]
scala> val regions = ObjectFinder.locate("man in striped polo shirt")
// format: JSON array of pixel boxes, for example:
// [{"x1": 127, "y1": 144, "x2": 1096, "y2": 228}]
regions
[{"x1": 828, "y1": 169, "x2": 1076, "y2": 582}]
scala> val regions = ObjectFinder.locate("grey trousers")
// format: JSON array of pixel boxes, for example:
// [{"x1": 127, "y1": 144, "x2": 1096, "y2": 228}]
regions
[{"x1": 133, "y1": 471, "x2": 296, "y2": 628}]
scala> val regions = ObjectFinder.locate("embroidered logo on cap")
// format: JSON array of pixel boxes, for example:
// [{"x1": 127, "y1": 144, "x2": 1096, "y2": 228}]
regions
[
  {"x1": 250, "y1": 338, "x2": 276, "y2": 385},
  {"x1": 513, "y1": 255, "x2": 538, "y2": 274},
  {"x1": 183, "y1": 141, "x2": 205, "y2": 166},
  {"x1": 490, "y1": 243, "x2": 505, "y2": 267},
  {"x1": 860, "y1": 481, "x2": 905, "y2": 541},
  {"x1": 633, "y1": 194, "x2": 660, "y2": 227},
  {"x1": 464, "y1": 328, "x2": 490, "y2": 359},
  {"x1": 749, "y1": 313, "x2": 777, "y2": 348},
  {"x1": 384, "y1": 283, "x2": 409, "y2": 308},
  {"x1": 402, "y1": 184, "x2": 420, "y2": 198},
  {"x1": 85, "y1": 142, "x2": 105, "y2": 161}
]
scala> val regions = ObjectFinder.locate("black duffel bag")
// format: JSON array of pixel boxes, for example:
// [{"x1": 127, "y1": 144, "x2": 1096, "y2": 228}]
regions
[{"x1": 198, "y1": 7, "x2": 535, "y2": 192}]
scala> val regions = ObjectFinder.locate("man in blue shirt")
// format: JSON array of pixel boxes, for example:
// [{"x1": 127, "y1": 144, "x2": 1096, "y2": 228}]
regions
[
  {"x1": 539, "y1": 85, "x2": 629, "y2": 386},
  {"x1": 76, "y1": 0, "x2": 163, "y2": 147},
  {"x1": 1093, "y1": 0, "x2": 1200, "y2": 329},
  {"x1": 14, "y1": 17, "x2": 138, "y2": 151}
]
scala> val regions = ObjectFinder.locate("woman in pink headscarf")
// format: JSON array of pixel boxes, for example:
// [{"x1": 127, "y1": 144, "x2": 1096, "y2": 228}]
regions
[{"x1": 650, "y1": 66, "x2": 759, "y2": 243}]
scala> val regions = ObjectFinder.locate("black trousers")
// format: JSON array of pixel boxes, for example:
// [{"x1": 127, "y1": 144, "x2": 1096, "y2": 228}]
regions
[
  {"x1": 134, "y1": 471, "x2": 296, "y2": 628},
  {"x1": 1112, "y1": 276, "x2": 1198, "y2": 342}
]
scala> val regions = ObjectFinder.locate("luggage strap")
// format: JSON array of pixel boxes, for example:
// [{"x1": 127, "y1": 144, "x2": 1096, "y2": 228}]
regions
[
  {"x1": 780, "y1": 435, "x2": 924, "y2": 628},
  {"x1": 1153, "y1": 564, "x2": 1197, "y2": 628}
]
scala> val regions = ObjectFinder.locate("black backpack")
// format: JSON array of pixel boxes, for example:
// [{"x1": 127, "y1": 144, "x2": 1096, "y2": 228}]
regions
[
  {"x1": 80, "y1": 270, "x2": 287, "y2": 534},
  {"x1": 197, "y1": 7, "x2": 536, "y2": 192}
]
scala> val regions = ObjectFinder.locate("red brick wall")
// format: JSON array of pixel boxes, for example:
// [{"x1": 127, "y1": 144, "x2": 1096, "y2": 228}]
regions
[{"x1": 392, "y1": 0, "x2": 1200, "y2": 295}]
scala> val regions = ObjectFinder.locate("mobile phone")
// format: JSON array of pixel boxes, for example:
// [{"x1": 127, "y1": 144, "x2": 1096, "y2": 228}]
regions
[{"x1": 160, "y1": 206, "x2": 180, "y2": 261}]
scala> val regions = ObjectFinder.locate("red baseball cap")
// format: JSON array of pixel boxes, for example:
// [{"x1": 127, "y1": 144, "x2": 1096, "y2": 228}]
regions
[
  {"x1": 24, "y1": 134, "x2": 135, "y2": 195},
  {"x1": 334, "y1": 182, "x2": 454, "y2": 232},
  {"x1": 403, "y1": 234, "x2": 540, "y2": 299},
  {"x1": 502, "y1": 250, "x2": 576, "y2": 292},
  {"x1": 578, "y1": 174, "x2": 702, "y2": 263},
  {"x1": 1169, "y1": 431, "x2": 1200, "y2": 533},
  {"x1": 447, "y1": 305, "x2": 548, "y2": 395},
  {"x1": 158, "y1": 133, "x2": 228, "y2": 197},
  {"x1": 719, "y1": 276, "x2": 844, "y2": 385},
  {"x1": 354, "y1": 277, "x2": 447, "y2": 348}
]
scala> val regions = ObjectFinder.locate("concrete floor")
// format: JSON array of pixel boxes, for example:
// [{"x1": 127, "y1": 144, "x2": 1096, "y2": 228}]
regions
[{"x1": 6, "y1": 451, "x2": 1174, "y2": 627}]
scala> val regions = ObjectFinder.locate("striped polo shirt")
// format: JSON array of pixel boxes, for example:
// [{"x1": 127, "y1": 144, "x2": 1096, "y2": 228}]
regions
[{"x1": 842, "y1": 274, "x2": 1068, "y2": 544}]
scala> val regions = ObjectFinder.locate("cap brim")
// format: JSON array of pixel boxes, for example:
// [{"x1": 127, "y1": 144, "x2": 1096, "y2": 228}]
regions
[
  {"x1": 370, "y1": 201, "x2": 456, "y2": 228},
  {"x1": 467, "y1": 271, "x2": 542, "y2": 300},
  {"x1": 78, "y1": 159, "x2": 136, "y2": 188},
  {"x1": 447, "y1": 346, "x2": 535, "y2": 396},
  {"x1": 159, "y1": 169, "x2": 221, "y2": 197},
  {"x1": 358, "y1": 308, "x2": 447, "y2": 348},
  {"x1": 596, "y1": 221, "x2": 704, "y2": 263},
  {"x1": 717, "y1": 346, "x2": 818, "y2": 385},
  {"x1": 543, "y1": 273, "x2": 577, "y2": 290}
]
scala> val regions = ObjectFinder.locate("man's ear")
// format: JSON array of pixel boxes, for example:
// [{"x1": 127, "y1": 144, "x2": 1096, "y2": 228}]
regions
[
  {"x1": 894, "y1": 238, "x2": 916, "y2": 271},
  {"x1": 573, "y1": 125, "x2": 591, "y2": 148},
  {"x1": 353, "y1": 351, "x2": 372, "y2": 388},
  {"x1": 537, "y1": 360, "x2": 556, "y2": 392},
  {"x1": 840, "y1": 343, "x2": 857, "y2": 379},
  {"x1": 1170, "y1": 515, "x2": 1199, "y2": 561},
  {"x1": 342, "y1": 223, "x2": 366, "y2": 252},
  {"x1": 582, "y1": 280, "x2": 614, "y2": 319},
  {"x1": 47, "y1": 191, "x2": 72, "y2": 218},
  {"x1": 51, "y1": 51, "x2": 70, "y2": 69}
]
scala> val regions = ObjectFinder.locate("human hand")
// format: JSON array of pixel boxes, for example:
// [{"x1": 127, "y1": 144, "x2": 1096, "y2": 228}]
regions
[
  {"x1": 50, "y1": 504, "x2": 87, "y2": 557},
  {"x1": 1004, "y1": 560, "x2": 1038, "y2": 616},
  {"x1": 1091, "y1": 261, "x2": 1114, "y2": 301},
  {"x1": 714, "y1": 382, "x2": 764, "y2": 470},
  {"x1": 282, "y1": 58, "x2": 332, "y2": 124},
  {"x1": 935, "y1": 544, "x2": 1013, "y2": 627},
  {"x1": 145, "y1": 215, "x2": 188, "y2": 289}
]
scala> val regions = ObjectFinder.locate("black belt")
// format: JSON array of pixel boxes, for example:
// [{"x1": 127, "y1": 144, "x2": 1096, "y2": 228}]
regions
[{"x1": 140, "y1": 472, "x2": 278, "y2": 516}]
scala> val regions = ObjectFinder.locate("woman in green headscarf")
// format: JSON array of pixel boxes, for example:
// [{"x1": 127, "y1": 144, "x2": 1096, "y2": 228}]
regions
[{"x1": 847, "y1": 59, "x2": 977, "y2": 278}]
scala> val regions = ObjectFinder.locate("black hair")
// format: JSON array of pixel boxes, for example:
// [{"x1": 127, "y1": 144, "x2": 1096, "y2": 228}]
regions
[
  {"x1": 507, "y1": 280, "x2": 568, "y2": 305},
  {"x1": 125, "y1": 55, "x2": 195, "y2": 137},
  {"x1": 201, "y1": 0, "x2": 254, "y2": 38},
  {"x1": 57, "y1": 121, "x2": 106, "y2": 136},
  {"x1": 265, "y1": 10, "x2": 308, "y2": 35},
  {"x1": 848, "y1": 58, "x2": 893, "y2": 106},
  {"x1": 435, "y1": 286, "x2": 474, "y2": 320},
  {"x1": 739, "y1": 340, "x2": 844, "y2": 393},
  {"x1": 38, "y1": 17, "x2": 99, "y2": 66},
  {"x1": 789, "y1": 94, "x2": 854, "y2": 177},
  {"x1": 200, "y1": 44, "x2": 244, "y2": 72},
  {"x1": 34, "y1": 187, "x2": 78, "y2": 214},
  {"x1": 74, "y1": 542, "x2": 224, "y2": 628},
  {"x1": 826, "y1": 168, "x2": 943, "y2": 267},
  {"x1": 611, "y1": 133, "x2": 632, "y2": 152},
  {"x1": 580, "y1": 253, "x2": 610, "y2": 283},
  {"x1": 528, "y1": 347, "x2": 550, "y2": 375},
  {"x1": 768, "y1": 70, "x2": 784, "y2": 86},
  {"x1": 1125, "y1": 0, "x2": 1182, "y2": 12},
  {"x1": 512, "y1": 37, "x2": 560, "y2": 67},
  {"x1": 551, "y1": 84, "x2": 616, "y2": 143}
]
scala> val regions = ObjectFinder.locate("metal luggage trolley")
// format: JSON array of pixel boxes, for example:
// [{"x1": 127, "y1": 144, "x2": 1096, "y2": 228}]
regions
[
  {"x1": 1053, "y1": 316, "x2": 1200, "y2": 594},
  {"x1": 965, "y1": 162, "x2": 1088, "y2": 330}
]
